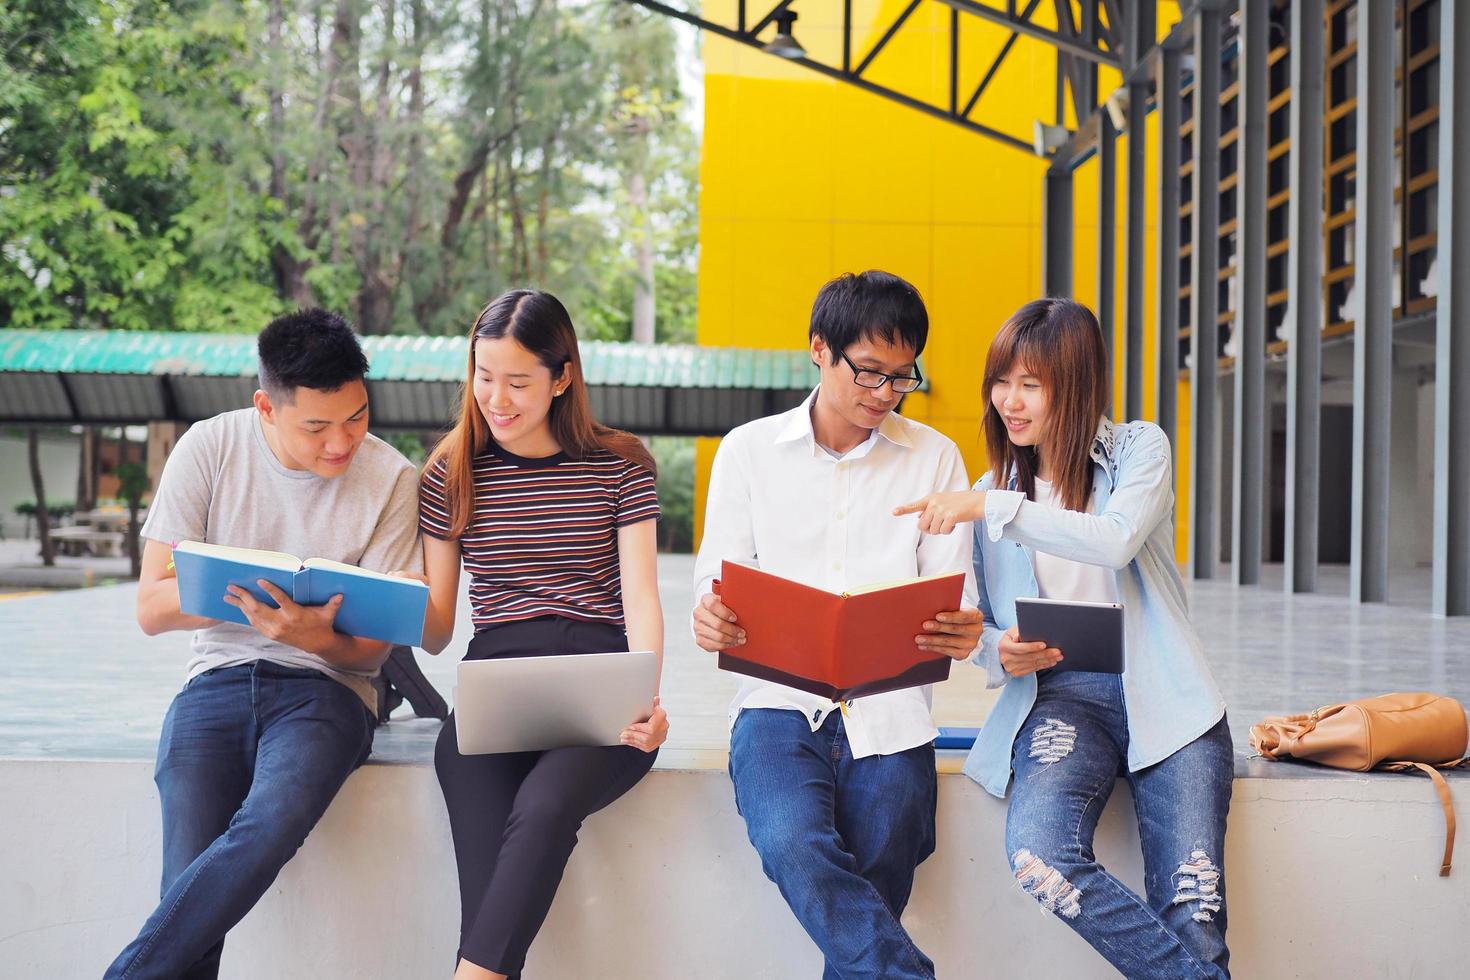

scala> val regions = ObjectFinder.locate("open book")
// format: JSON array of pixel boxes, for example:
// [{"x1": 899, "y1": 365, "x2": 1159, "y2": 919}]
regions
[
  {"x1": 713, "y1": 560, "x2": 966, "y2": 700},
  {"x1": 172, "y1": 540, "x2": 429, "y2": 648}
]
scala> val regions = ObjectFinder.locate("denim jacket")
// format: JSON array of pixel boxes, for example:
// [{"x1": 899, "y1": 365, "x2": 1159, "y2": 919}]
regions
[{"x1": 962, "y1": 417, "x2": 1227, "y2": 798}]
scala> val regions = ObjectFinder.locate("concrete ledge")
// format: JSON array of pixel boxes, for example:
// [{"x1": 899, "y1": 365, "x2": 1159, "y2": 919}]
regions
[
  {"x1": 0, "y1": 565, "x2": 98, "y2": 589},
  {"x1": 4, "y1": 758, "x2": 1467, "y2": 979}
]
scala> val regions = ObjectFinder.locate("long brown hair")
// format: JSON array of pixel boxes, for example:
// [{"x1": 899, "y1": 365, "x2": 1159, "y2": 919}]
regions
[
  {"x1": 426, "y1": 289, "x2": 657, "y2": 539},
  {"x1": 982, "y1": 298, "x2": 1109, "y2": 512}
]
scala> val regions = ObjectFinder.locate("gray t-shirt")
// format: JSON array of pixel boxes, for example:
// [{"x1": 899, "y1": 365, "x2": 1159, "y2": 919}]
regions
[{"x1": 141, "y1": 407, "x2": 423, "y2": 711}]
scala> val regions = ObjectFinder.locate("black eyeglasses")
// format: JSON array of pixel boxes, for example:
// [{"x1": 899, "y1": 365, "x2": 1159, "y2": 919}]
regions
[{"x1": 837, "y1": 350, "x2": 923, "y2": 393}]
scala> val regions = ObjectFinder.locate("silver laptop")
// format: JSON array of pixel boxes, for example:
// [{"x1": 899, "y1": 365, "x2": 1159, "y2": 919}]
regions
[{"x1": 453, "y1": 650, "x2": 658, "y2": 754}]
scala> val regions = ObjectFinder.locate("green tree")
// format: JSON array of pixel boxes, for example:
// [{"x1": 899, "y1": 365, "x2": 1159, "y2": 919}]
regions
[
  {"x1": 651, "y1": 435, "x2": 694, "y2": 553},
  {"x1": 1, "y1": 1, "x2": 701, "y2": 338},
  {"x1": 1, "y1": 0, "x2": 285, "y2": 332},
  {"x1": 115, "y1": 459, "x2": 150, "y2": 578}
]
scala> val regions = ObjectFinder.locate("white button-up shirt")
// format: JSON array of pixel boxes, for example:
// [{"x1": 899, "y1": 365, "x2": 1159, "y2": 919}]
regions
[{"x1": 693, "y1": 389, "x2": 978, "y2": 759}]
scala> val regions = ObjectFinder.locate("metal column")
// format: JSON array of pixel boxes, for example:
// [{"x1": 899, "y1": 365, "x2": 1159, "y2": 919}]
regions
[
  {"x1": 1043, "y1": 166, "x2": 1074, "y2": 298},
  {"x1": 1078, "y1": 0, "x2": 1099, "y2": 114},
  {"x1": 1350, "y1": 0, "x2": 1394, "y2": 604},
  {"x1": 1123, "y1": 78, "x2": 1148, "y2": 421},
  {"x1": 1435, "y1": 0, "x2": 1470, "y2": 616},
  {"x1": 1189, "y1": 4, "x2": 1222, "y2": 580},
  {"x1": 1098, "y1": 110, "x2": 1117, "y2": 372},
  {"x1": 1232, "y1": 0, "x2": 1269, "y2": 586},
  {"x1": 1120, "y1": 0, "x2": 1155, "y2": 423},
  {"x1": 1156, "y1": 45, "x2": 1182, "y2": 448},
  {"x1": 1285, "y1": 0, "x2": 1324, "y2": 594}
]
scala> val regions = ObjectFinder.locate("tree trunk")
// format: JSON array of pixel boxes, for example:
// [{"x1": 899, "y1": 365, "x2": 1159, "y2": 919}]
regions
[
  {"x1": 299, "y1": 0, "x2": 354, "y2": 257},
  {"x1": 404, "y1": 0, "x2": 426, "y2": 247},
  {"x1": 508, "y1": 145, "x2": 528, "y2": 281},
  {"x1": 358, "y1": 273, "x2": 395, "y2": 336},
  {"x1": 630, "y1": 169, "x2": 655, "y2": 344},
  {"x1": 89, "y1": 428, "x2": 101, "y2": 510},
  {"x1": 489, "y1": 147, "x2": 502, "y2": 272},
  {"x1": 353, "y1": 0, "x2": 400, "y2": 336},
  {"x1": 127, "y1": 502, "x2": 142, "y2": 579},
  {"x1": 76, "y1": 426, "x2": 95, "y2": 514},
  {"x1": 28, "y1": 429, "x2": 54, "y2": 567},
  {"x1": 268, "y1": 0, "x2": 287, "y2": 202},
  {"x1": 533, "y1": 129, "x2": 553, "y2": 280},
  {"x1": 266, "y1": 0, "x2": 317, "y2": 305}
]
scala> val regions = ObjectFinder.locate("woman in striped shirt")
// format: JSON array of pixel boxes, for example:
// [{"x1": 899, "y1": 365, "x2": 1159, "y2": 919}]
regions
[{"x1": 416, "y1": 289, "x2": 668, "y2": 980}]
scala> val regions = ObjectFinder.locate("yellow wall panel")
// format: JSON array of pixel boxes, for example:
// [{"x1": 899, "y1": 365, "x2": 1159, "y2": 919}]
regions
[
  {"x1": 696, "y1": 217, "x2": 736, "y2": 343},
  {"x1": 829, "y1": 92, "x2": 937, "y2": 224},
  {"x1": 828, "y1": 222, "x2": 932, "y2": 299},
  {"x1": 726, "y1": 217, "x2": 836, "y2": 346},
  {"x1": 700, "y1": 75, "x2": 739, "y2": 222},
  {"x1": 730, "y1": 78, "x2": 838, "y2": 224},
  {"x1": 693, "y1": 436, "x2": 720, "y2": 546},
  {"x1": 928, "y1": 222, "x2": 1040, "y2": 479}
]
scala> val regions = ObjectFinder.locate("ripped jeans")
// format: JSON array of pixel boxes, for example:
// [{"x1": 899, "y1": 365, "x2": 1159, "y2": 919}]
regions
[{"x1": 1005, "y1": 670, "x2": 1234, "y2": 979}]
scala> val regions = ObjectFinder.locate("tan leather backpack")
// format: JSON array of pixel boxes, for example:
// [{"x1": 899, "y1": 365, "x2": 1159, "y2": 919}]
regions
[{"x1": 1249, "y1": 692, "x2": 1470, "y2": 876}]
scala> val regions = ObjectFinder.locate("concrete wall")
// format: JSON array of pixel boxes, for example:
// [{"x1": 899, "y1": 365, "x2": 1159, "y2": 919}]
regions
[
  {"x1": 0, "y1": 431, "x2": 78, "y2": 537},
  {"x1": 4, "y1": 759, "x2": 1466, "y2": 979}
]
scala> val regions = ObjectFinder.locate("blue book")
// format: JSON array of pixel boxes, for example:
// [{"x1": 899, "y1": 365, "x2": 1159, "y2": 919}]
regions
[
  {"x1": 172, "y1": 540, "x2": 429, "y2": 648},
  {"x1": 935, "y1": 726, "x2": 980, "y2": 750}
]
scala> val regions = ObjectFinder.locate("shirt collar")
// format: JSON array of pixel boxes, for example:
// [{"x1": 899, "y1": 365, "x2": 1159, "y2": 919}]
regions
[
  {"x1": 1090, "y1": 416, "x2": 1119, "y2": 466},
  {"x1": 773, "y1": 387, "x2": 915, "y2": 452},
  {"x1": 1001, "y1": 416, "x2": 1116, "y2": 491}
]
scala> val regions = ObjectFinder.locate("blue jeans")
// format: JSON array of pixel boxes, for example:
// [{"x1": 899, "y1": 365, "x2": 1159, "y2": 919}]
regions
[
  {"x1": 729, "y1": 708, "x2": 937, "y2": 980},
  {"x1": 1006, "y1": 670, "x2": 1234, "y2": 979},
  {"x1": 104, "y1": 662, "x2": 375, "y2": 980}
]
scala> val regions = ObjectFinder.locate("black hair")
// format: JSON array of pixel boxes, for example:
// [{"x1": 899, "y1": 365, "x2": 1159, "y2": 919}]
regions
[
  {"x1": 808, "y1": 270, "x2": 929, "y2": 362},
  {"x1": 256, "y1": 308, "x2": 369, "y2": 403}
]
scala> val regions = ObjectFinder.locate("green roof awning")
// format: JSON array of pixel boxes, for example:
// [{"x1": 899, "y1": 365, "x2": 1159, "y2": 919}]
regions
[
  {"x1": 0, "y1": 330, "x2": 830, "y2": 387},
  {"x1": 0, "y1": 329, "x2": 927, "y2": 435}
]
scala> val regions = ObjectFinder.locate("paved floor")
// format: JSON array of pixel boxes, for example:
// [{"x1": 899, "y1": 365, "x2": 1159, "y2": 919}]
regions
[
  {"x1": 2, "y1": 554, "x2": 1467, "y2": 777},
  {"x1": 0, "y1": 537, "x2": 132, "y2": 590}
]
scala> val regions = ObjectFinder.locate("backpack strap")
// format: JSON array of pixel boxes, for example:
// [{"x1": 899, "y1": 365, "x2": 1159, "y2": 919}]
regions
[
  {"x1": 379, "y1": 645, "x2": 449, "y2": 721},
  {"x1": 1381, "y1": 757, "x2": 1469, "y2": 876}
]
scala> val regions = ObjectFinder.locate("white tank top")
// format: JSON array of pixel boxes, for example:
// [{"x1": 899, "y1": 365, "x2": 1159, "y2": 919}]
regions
[{"x1": 1031, "y1": 476, "x2": 1120, "y2": 603}]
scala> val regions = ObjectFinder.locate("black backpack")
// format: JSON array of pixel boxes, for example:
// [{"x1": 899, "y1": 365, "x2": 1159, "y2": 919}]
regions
[{"x1": 372, "y1": 645, "x2": 449, "y2": 724}]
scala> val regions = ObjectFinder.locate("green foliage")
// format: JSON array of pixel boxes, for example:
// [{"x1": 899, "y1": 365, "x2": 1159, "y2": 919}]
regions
[
  {"x1": 115, "y1": 461, "x2": 150, "y2": 505},
  {"x1": 382, "y1": 432, "x2": 427, "y2": 467},
  {"x1": 14, "y1": 501, "x2": 76, "y2": 520},
  {"x1": 1, "y1": 0, "x2": 284, "y2": 331},
  {"x1": 577, "y1": 3, "x2": 699, "y2": 345},
  {"x1": 650, "y1": 435, "x2": 695, "y2": 553},
  {"x1": 1, "y1": 0, "x2": 699, "y2": 338}
]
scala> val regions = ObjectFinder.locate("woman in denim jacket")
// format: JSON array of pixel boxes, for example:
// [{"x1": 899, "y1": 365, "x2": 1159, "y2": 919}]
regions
[{"x1": 897, "y1": 298, "x2": 1233, "y2": 978}]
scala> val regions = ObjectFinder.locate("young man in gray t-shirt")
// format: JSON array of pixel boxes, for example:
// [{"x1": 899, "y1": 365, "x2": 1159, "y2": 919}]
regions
[{"x1": 105, "y1": 309, "x2": 422, "y2": 980}]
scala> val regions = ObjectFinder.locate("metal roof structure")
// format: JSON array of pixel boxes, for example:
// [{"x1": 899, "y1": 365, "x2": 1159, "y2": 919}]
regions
[
  {"x1": 625, "y1": 0, "x2": 1127, "y2": 155},
  {"x1": 0, "y1": 329, "x2": 926, "y2": 435}
]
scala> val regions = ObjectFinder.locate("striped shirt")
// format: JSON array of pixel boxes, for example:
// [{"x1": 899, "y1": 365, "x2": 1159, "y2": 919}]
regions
[{"x1": 419, "y1": 444, "x2": 660, "y2": 631}]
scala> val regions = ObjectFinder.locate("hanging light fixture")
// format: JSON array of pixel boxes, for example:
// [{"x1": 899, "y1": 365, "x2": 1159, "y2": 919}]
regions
[{"x1": 762, "y1": 10, "x2": 805, "y2": 60}]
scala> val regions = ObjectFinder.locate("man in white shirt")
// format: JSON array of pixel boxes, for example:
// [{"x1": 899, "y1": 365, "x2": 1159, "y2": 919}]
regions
[{"x1": 692, "y1": 271, "x2": 982, "y2": 979}]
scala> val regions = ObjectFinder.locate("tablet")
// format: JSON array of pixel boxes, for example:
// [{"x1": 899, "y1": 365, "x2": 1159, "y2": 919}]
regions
[
  {"x1": 1014, "y1": 597, "x2": 1125, "y2": 674},
  {"x1": 454, "y1": 650, "x2": 658, "y2": 754}
]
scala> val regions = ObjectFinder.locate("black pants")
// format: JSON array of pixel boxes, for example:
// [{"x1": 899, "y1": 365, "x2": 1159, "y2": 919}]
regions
[{"x1": 435, "y1": 616, "x2": 657, "y2": 977}]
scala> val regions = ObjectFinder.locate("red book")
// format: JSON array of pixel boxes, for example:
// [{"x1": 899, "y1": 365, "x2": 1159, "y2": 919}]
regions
[{"x1": 713, "y1": 560, "x2": 966, "y2": 700}]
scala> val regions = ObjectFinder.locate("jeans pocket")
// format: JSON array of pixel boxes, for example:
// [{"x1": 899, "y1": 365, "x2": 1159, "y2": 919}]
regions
[{"x1": 183, "y1": 665, "x2": 226, "y2": 690}]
